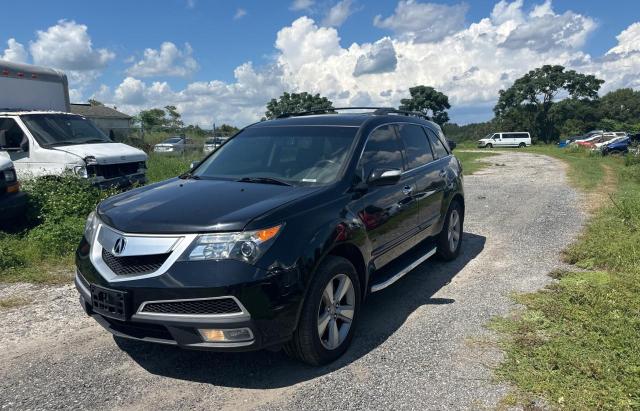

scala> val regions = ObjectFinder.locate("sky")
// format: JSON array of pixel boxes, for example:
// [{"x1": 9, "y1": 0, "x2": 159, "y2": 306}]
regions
[{"x1": 1, "y1": 0, "x2": 640, "y2": 127}]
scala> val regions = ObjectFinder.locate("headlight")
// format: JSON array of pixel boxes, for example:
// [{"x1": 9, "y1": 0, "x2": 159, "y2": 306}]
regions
[
  {"x1": 84, "y1": 211, "x2": 99, "y2": 244},
  {"x1": 181, "y1": 224, "x2": 282, "y2": 263},
  {"x1": 73, "y1": 165, "x2": 88, "y2": 178},
  {"x1": 2, "y1": 168, "x2": 16, "y2": 183}
]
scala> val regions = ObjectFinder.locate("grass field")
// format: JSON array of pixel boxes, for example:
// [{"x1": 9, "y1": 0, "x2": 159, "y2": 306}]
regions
[{"x1": 491, "y1": 146, "x2": 640, "y2": 409}]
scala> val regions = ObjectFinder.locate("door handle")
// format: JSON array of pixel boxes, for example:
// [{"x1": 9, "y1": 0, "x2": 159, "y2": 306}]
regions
[{"x1": 402, "y1": 185, "x2": 413, "y2": 195}]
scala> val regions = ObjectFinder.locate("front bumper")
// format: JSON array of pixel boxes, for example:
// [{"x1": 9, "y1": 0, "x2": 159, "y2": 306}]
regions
[
  {"x1": 0, "y1": 191, "x2": 27, "y2": 221},
  {"x1": 75, "y1": 237, "x2": 302, "y2": 351}
]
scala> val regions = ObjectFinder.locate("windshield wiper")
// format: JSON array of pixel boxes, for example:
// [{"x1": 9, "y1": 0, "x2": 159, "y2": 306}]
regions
[
  {"x1": 237, "y1": 176, "x2": 293, "y2": 186},
  {"x1": 46, "y1": 140, "x2": 81, "y2": 147},
  {"x1": 179, "y1": 172, "x2": 201, "y2": 180},
  {"x1": 82, "y1": 138, "x2": 110, "y2": 144}
]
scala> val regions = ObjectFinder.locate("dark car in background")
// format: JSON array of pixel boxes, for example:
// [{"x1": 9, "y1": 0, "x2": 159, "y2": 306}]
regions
[
  {"x1": 75, "y1": 108, "x2": 465, "y2": 365},
  {"x1": 0, "y1": 156, "x2": 26, "y2": 224}
]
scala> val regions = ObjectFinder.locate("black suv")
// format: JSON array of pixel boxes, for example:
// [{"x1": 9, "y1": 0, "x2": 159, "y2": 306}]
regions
[{"x1": 75, "y1": 108, "x2": 464, "y2": 365}]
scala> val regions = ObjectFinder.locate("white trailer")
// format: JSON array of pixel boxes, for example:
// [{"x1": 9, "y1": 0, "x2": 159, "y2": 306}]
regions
[{"x1": 0, "y1": 60, "x2": 70, "y2": 112}]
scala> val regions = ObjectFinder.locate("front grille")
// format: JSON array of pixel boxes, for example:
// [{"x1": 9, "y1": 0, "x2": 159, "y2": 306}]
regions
[
  {"x1": 140, "y1": 298, "x2": 243, "y2": 315},
  {"x1": 102, "y1": 249, "x2": 169, "y2": 276},
  {"x1": 95, "y1": 162, "x2": 140, "y2": 179},
  {"x1": 103, "y1": 317, "x2": 174, "y2": 341}
]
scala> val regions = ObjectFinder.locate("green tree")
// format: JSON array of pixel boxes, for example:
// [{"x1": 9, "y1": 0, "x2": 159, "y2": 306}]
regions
[
  {"x1": 264, "y1": 92, "x2": 334, "y2": 119},
  {"x1": 494, "y1": 65, "x2": 604, "y2": 142},
  {"x1": 164, "y1": 105, "x2": 184, "y2": 130},
  {"x1": 599, "y1": 88, "x2": 640, "y2": 124},
  {"x1": 215, "y1": 124, "x2": 239, "y2": 136},
  {"x1": 399, "y1": 86, "x2": 451, "y2": 126},
  {"x1": 88, "y1": 99, "x2": 104, "y2": 106},
  {"x1": 137, "y1": 108, "x2": 168, "y2": 131}
]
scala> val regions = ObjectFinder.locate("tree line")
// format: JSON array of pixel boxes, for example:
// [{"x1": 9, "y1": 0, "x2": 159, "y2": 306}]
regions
[{"x1": 97, "y1": 63, "x2": 639, "y2": 144}]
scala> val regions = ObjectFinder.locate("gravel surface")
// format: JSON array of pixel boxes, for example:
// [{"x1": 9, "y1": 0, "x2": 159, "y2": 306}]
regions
[{"x1": 0, "y1": 152, "x2": 586, "y2": 410}]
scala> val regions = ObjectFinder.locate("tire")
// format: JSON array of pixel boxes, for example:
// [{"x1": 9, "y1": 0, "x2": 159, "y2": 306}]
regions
[
  {"x1": 284, "y1": 256, "x2": 361, "y2": 365},
  {"x1": 486, "y1": 143, "x2": 493, "y2": 149},
  {"x1": 436, "y1": 200, "x2": 463, "y2": 261},
  {"x1": 519, "y1": 142, "x2": 526, "y2": 148}
]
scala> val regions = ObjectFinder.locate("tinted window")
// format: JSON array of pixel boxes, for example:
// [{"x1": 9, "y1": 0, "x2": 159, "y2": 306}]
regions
[
  {"x1": 425, "y1": 127, "x2": 449, "y2": 159},
  {"x1": 360, "y1": 125, "x2": 403, "y2": 178},
  {"x1": 195, "y1": 126, "x2": 357, "y2": 185},
  {"x1": 397, "y1": 124, "x2": 433, "y2": 169}
]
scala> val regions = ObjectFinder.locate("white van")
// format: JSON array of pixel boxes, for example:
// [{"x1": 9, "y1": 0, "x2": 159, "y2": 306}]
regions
[
  {"x1": 0, "y1": 60, "x2": 147, "y2": 188},
  {"x1": 478, "y1": 132, "x2": 531, "y2": 148}
]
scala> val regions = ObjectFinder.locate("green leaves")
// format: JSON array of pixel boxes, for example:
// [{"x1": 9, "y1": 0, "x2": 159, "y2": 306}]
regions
[
  {"x1": 399, "y1": 85, "x2": 451, "y2": 126},
  {"x1": 264, "y1": 92, "x2": 334, "y2": 119}
]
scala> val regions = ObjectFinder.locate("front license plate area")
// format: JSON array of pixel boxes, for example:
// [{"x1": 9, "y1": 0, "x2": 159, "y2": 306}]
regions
[{"x1": 91, "y1": 284, "x2": 127, "y2": 320}]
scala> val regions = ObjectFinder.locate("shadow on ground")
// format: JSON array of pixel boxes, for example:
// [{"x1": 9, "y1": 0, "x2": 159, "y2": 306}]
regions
[{"x1": 117, "y1": 232, "x2": 486, "y2": 388}]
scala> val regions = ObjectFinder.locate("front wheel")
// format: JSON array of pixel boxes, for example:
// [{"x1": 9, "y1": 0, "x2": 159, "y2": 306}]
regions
[
  {"x1": 486, "y1": 143, "x2": 493, "y2": 149},
  {"x1": 284, "y1": 256, "x2": 361, "y2": 365},
  {"x1": 436, "y1": 201, "x2": 463, "y2": 261}
]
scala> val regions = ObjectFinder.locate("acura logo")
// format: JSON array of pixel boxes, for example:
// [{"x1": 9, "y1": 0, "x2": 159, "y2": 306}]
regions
[{"x1": 112, "y1": 237, "x2": 127, "y2": 255}]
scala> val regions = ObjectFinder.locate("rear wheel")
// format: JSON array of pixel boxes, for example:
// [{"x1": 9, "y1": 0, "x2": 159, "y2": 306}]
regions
[
  {"x1": 436, "y1": 201, "x2": 463, "y2": 261},
  {"x1": 518, "y1": 142, "x2": 526, "y2": 148},
  {"x1": 284, "y1": 256, "x2": 361, "y2": 365}
]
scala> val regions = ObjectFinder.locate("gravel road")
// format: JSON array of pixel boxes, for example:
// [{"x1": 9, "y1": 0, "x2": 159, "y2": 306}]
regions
[{"x1": 0, "y1": 152, "x2": 586, "y2": 410}]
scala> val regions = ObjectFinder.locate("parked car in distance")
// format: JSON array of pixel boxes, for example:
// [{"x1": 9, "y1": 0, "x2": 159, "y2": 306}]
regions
[
  {"x1": 203, "y1": 136, "x2": 229, "y2": 153},
  {"x1": 0, "y1": 153, "x2": 26, "y2": 224},
  {"x1": 153, "y1": 136, "x2": 197, "y2": 155},
  {"x1": 75, "y1": 108, "x2": 465, "y2": 365},
  {"x1": 478, "y1": 132, "x2": 531, "y2": 148},
  {"x1": 600, "y1": 136, "x2": 630, "y2": 155}
]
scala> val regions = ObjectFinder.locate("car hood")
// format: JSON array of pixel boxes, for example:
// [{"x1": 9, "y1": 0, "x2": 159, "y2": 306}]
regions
[
  {"x1": 54, "y1": 143, "x2": 147, "y2": 164},
  {"x1": 97, "y1": 178, "x2": 321, "y2": 234}
]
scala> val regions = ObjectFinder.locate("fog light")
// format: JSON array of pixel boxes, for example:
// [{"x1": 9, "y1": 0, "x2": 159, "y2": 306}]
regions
[{"x1": 198, "y1": 327, "x2": 254, "y2": 343}]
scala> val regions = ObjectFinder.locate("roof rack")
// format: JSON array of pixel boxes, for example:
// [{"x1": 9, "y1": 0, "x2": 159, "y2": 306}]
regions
[{"x1": 275, "y1": 107, "x2": 431, "y2": 121}]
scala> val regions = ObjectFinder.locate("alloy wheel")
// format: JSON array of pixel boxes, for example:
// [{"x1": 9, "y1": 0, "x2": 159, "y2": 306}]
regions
[
  {"x1": 317, "y1": 274, "x2": 355, "y2": 350},
  {"x1": 447, "y1": 209, "x2": 461, "y2": 252}
]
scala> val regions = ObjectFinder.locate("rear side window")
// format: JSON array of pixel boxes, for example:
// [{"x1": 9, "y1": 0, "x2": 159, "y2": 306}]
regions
[
  {"x1": 424, "y1": 127, "x2": 449, "y2": 159},
  {"x1": 360, "y1": 125, "x2": 403, "y2": 178},
  {"x1": 396, "y1": 124, "x2": 433, "y2": 169}
]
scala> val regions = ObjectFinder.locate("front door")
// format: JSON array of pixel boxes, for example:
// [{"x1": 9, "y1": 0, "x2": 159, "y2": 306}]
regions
[{"x1": 351, "y1": 124, "x2": 419, "y2": 267}]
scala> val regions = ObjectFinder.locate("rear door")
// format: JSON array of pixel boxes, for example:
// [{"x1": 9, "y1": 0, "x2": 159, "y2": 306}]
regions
[
  {"x1": 395, "y1": 123, "x2": 442, "y2": 232},
  {"x1": 353, "y1": 124, "x2": 419, "y2": 266}
]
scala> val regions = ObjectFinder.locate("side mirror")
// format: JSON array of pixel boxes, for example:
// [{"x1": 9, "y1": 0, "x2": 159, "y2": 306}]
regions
[
  {"x1": 367, "y1": 168, "x2": 402, "y2": 186},
  {"x1": 447, "y1": 139, "x2": 457, "y2": 151},
  {"x1": 189, "y1": 161, "x2": 200, "y2": 169}
]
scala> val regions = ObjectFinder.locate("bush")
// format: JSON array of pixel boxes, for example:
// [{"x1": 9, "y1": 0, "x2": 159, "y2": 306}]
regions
[
  {"x1": 26, "y1": 217, "x2": 86, "y2": 257},
  {"x1": 0, "y1": 236, "x2": 27, "y2": 270}
]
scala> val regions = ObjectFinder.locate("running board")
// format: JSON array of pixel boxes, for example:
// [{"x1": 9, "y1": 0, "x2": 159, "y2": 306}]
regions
[{"x1": 370, "y1": 246, "x2": 437, "y2": 293}]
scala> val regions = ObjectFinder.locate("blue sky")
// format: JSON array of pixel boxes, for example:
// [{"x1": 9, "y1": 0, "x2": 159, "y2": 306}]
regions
[{"x1": 2, "y1": 0, "x2": 640, "y2": 126}]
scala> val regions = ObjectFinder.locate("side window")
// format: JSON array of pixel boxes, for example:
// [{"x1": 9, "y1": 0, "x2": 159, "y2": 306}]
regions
[
  {"x1": 397, "y1": 124, "x2": 433, "y2": 169},
  {"x1": 424, "y1": 127, "x2": 449, "y2": 159},
  {"x1": 359, "y1": 125, "x2": 403, "y2": 179},
  {"x1": 0, "y1": 118, "x2": 27, "y2": 151}
]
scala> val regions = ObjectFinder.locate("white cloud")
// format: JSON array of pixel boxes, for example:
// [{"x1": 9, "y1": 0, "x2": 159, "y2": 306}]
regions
[
  {"x1": 353, "y1": 38, "x2": 397, "y2": 76},
  {"x1": 126, "y1": 42, "x2": 199, "y2": 77},
  {"x1": 1, "y1": 39, "x2": 28, "y2": 63},
  {"x1": 606, "y1": 22, "x2": 640, "y2": 56},
  {"x1": 92, "y1": 3, "x2": 640, "y2": 126},
  {"x1": 374, "y1": 1, "x2": 469, "y2": 43},
  {"x1": 234, "y1": 8, "x2": 247, "y2": 20},
  {"x1": 322, "y1": 0, "x2": 356, "y2": 27},
  {"x1": 290, "y1": 0, "x2": 314, "y2": 11},
  {"x1": 30, "y1": 20, "x2": 114, "y2": 71}
]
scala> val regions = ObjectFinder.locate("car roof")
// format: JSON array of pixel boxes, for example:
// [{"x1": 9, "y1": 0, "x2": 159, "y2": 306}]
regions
[{"x1": 249, "y1": 113, "x2": 439, "y2": 130}]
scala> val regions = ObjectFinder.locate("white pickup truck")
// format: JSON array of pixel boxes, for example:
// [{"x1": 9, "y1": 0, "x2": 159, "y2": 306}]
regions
[{"x1": 0, "y1": 60, "x2": 147, "y2": 188}]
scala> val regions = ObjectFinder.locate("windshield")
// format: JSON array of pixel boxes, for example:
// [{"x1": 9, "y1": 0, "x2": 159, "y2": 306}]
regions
[
  {"x1": 163, "y1": 137, "x2": 182, "y2": 144},
  {"x1": 193, "y1": 126, "x2": 357, "y2": 186},
  {"x1": 22, "y1": 114, "x2": 111, "y2": 147},
  {"x1": 483, "y1": 134, "x2": 493, "y2": 139}
]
